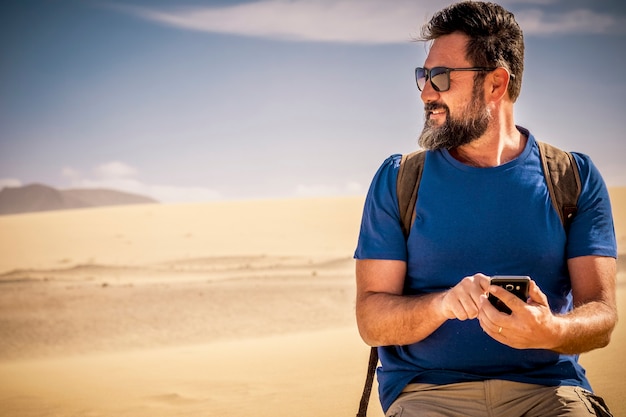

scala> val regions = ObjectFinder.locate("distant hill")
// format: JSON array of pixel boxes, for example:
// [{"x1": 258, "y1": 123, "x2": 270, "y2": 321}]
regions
[{"x1": 0, "y1": 184, "x2": 158, "y2": 215}]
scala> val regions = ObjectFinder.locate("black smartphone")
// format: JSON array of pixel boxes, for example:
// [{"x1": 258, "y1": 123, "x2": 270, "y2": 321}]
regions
[{"x1": 488, "y1": 276, "x2": 530, "y2": 314}]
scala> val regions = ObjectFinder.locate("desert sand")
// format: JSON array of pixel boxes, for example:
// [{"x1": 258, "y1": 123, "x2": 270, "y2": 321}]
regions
[{"x1": 0, "y1": 190, "x2": 624, "y2": 417}]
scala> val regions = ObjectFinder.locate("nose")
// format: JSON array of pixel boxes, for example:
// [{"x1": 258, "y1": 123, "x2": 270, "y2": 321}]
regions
[{"x1": 420, "y1": 78, "x2": 440, "y2": 103}]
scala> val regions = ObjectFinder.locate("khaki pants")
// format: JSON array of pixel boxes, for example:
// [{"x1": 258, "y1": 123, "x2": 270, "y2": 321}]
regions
[{"x1": 385, "y1": 380, "x2": 613, "y2": 417}]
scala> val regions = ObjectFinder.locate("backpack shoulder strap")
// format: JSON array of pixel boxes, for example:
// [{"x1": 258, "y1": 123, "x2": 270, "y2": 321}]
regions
[
  {"x1": 397, "y1": 150, "x2": 427, "y2": 238},
  {"x1": 356, "y1": 347, "x2": 379, "y2": 417},
  {"x1": 537, "y1": 141, "x2": 581, "y2": 230}
]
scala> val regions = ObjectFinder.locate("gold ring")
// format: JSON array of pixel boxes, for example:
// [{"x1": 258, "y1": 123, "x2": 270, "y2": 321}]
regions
[{"x1": 498, "y1": 327, "x2": 503, "y2": 334}]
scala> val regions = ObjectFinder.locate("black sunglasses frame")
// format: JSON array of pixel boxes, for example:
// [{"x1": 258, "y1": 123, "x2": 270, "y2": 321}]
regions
[{"x1": 415, "y1": 67, "x2": 497, "y2": 92}]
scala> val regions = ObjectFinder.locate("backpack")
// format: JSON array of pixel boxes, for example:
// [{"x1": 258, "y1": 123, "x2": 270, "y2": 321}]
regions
[{"x1": 355, "y1": 141, "x2": 581, "y2": 417}]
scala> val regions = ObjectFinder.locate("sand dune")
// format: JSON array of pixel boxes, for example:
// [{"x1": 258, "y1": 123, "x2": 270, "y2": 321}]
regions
[
  {"x1": 0, "y1": 255, "x2": 357, "y2": 361},
  {"x1": 0, "y1": 183, "x2": 157, "y2": 216},
  {"x1": 0, "y1": 193, "x2": 624, "y2": 417},
  {"x1": 0, "y1": 197, "x2": 364, "y2": 273}
]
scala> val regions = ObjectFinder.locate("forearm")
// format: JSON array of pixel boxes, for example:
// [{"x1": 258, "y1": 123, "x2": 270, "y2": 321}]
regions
[
  {"x1": 548, "y1": 255, "x2": 619, "y2": 354},
  {"x1": 356, "y1": 291, "x2": 447, "y2": 347},
  {"x1": 549, "y1": 300, "x2": 618, "y2": 354}
]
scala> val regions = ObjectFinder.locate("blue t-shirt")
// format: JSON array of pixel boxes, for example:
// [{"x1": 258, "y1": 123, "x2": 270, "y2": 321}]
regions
[{"x1": 354, "y1": 129, "x2": 617, "y2": 412}]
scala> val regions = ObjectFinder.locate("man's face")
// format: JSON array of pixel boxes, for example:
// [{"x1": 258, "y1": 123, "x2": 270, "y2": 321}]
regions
[{"x1": 418, "y1": 33, "x2": 492, "y2": 151}]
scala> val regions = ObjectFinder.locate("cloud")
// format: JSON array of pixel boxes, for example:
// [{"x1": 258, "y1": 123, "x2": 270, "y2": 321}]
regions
[
  {"x1": 146, "y1": 185, "x2": 222, "y2": 203},
  {"x1": 0, "y1": 178, "x2": 22, "y2": 189},
  {"x1": 119, "y1": 0, "x2": 428, "y2": 44},
  {"x1": 514, "y1": 8, "x2": 626, "y2": 35},
  {"x1": 61, "y1": 166, "x2": 81, "y2": 181},
  {"x1": 119, "y1": 0, "x2": 626, "y2": 43},
  {"x1": 295, "y1": 181, "x2": 364, "y2": 197},
  {"x1": 506, "y1": 0, "x2": 558, "y2": 4},
  {"x1": 94, "y1": 161, "x2": 137, "y2": 179},
  {"x1": 61, "y1": 162, "x2": 222, "y2": 203}
]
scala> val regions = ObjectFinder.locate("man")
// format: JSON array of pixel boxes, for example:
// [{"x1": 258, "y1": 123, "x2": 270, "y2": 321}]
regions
[{"x1": 354, "y1": 2, "x2": 617, "y2": 416}]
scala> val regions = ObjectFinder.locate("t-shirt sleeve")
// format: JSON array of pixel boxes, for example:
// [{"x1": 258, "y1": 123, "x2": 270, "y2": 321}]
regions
[
  {"x1": 567, "y1": 153, "x2": 617, "y2": 259},
  {"x1": 354, "y1": 154, "x2": 408, "y2": 261}
]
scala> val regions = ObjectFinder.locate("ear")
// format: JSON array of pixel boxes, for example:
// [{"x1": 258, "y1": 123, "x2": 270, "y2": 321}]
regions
[{"x1": 487, "y1": 67, "x2": 511, "y2": 102}]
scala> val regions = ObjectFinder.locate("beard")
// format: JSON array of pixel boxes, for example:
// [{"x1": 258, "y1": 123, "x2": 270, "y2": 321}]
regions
[{"x1": 418, "y1": 82, "x2": 492, "y2": 151}]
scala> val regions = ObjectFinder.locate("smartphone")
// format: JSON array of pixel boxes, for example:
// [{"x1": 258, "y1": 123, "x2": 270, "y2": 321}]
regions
[{"x1": 488, "y1": 276, "x2": 530, "y2": 314}]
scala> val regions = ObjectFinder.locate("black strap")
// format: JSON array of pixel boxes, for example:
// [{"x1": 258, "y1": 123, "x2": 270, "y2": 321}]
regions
[{"x1": 356, "y1": 347, "x2": 379, "y2": 417}]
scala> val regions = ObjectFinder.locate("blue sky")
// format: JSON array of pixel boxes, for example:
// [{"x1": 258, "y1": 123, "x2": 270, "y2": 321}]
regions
[{"x1": 1, "y1": 0, "x2": 625, "y2": 202}]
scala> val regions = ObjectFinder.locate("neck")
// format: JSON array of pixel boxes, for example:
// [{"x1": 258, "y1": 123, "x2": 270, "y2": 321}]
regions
[{"x1": 450, "y1": 109, "x2": 525, "y2": 168}]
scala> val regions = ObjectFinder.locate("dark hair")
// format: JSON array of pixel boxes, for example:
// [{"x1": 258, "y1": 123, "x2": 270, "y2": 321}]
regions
[{"x1": 419, "y1": 1, "x2": 524, "y2": 101}]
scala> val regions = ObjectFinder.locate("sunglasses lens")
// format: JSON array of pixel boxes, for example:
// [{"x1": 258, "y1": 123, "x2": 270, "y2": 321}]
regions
[
  {"x1": 416, "y1": 68, "x2": 427, "y2": 91},
  {"x1": 430, "y1": 67, "x2": 449, "y2": 92}
]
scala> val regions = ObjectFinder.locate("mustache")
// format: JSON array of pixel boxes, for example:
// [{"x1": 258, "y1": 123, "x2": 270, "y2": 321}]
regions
[{"x1": 424, "y1": 102, "x2": 449, "y2": 113}]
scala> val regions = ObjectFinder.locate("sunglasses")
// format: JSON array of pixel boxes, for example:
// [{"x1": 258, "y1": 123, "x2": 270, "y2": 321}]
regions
[{"x1": 415, "y1": 67, "x2": 497, "y2": 92}]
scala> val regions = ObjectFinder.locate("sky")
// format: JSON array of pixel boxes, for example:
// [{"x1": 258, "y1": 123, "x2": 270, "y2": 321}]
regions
[{"x1": 1, "y1": 0, "x2": 625, "y2": 203}]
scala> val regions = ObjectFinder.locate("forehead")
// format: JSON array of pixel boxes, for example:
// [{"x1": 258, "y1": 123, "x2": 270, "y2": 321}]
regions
[{"x1": 424, "y1": 32, "x2": 471, "y2": 67}]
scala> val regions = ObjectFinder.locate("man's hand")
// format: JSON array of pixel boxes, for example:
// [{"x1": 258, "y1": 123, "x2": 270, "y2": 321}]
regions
[
  {"x1": 441, "y1": 273, "x2": 492, "y2": 321},
  {"x1": 478, "y1": 280, "x2": 560, "y2": 349}
]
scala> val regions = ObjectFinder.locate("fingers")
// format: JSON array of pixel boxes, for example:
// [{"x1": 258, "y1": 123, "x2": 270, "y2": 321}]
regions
[
  {"x1": 478, "y1": 284, "x2": 523, "y2": 337},
  {"x1": 478, "y1": 280, "x2": 557, "y2": 349},
  {"x1": 486, "y1": 279, "x2": 547, "y2": 313},
  {"x1": 441, "y1": 274, "x2": 490, "y2": 321},
  {"x1": 445, "y1": 293, "x2": 478, "y2": 320},
  {"x1": 475, "y1": 273, "x2": 492, "y2": 292},
  {"x1": 527, "y1": 279, "x2": 549, "y2": 307},
  {"x1": 478, "y1": 294, "x2": 506, "y2": 334},
  {"x1": 487, "y1": 282, "x2": 529, "y2": 313}
]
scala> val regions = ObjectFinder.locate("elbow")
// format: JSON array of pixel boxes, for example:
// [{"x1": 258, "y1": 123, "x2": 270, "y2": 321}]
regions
[
  {"x1": 357, "y1": 325, "x2": 385, "y2": 348},
  {"x1": 356, "y1": 300, "x2": 387, "y2": 347},
  {"x1": 598, "y1": 334, "x2": 611, "y2": 349},
  {"x1": 358, "y1": 329, "x2": 378, "y2": 347},
  {"x1": 601, "y1": 309, "x2": 619, "y2": 348},
  {"x1": 595, "y1": 326, "x2": 614, "y2": 350},
  {"x1": 590, "y1": 306, "x2": 618, "y2": 351},
  {"x1": 356, "y1": 310, "x2": 380, "y2": 347}
]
